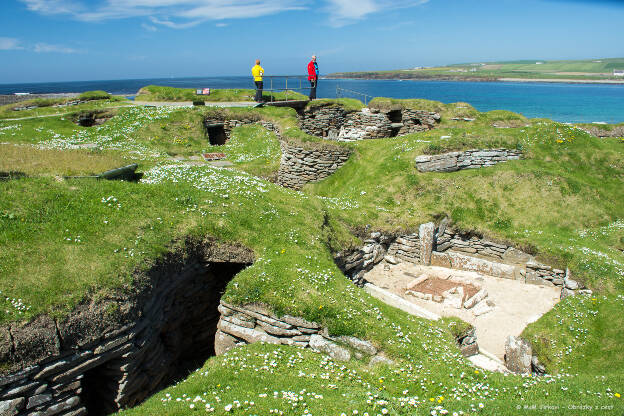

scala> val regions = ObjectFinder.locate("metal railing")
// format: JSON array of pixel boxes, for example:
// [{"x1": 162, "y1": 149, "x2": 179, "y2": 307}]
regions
[
  {"x1": 257, "y1": 75, "x2": 312, "y2": 102},
  {"x1": 335, "y1": 86, "x2": 374, "y2": 105}
]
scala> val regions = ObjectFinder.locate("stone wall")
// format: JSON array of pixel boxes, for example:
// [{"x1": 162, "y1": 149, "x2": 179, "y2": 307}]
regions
[
  {"x1": 299, "y1": 105, "x2": 440, "y2": 141},
  {"x1": 433, "y1": 227, "x2": 574, "y2": 288},
  {"x1": 386, "y1": 234, "x2": 420, "y2": 263},
  {"x1": 334, "y1": 221, "x2": 586, "y2": 298},
  {"x1": 298, "y1": 106, "x2": 348, "y2": 138},
  {"x1": 215, "y1": 301, "x2": 384, "y2": 363},
  {"x1": 0, "y1": 240, "x2": 254, "y2": 416},
  {"x1": 397, "y1": 109, "x2": 440, "y2": 135},
  {"x1": 202, "y1": 115, "x2": 351, "y2": 191},
  {"x1": 580, "y1": 125, "x2": 624, "y2": 138},
  {"x1": 203, "y1": 118, "x2": 279, "y2": 143},
  {"x1": 415, "y1": 149, "x2": 523, "y2": 173},
  {"x1": 337, "y1": 109, "x2": 395, "y2": 141},
  {"x1": 276, "y1": 141, "x2": 352, "y2": 190},
  {"x1": 334, "y1": 232, "x2": 393, "y2": 286},
  {"x1": 435, "y1": 229, "x2": 533, "y2": 264}
]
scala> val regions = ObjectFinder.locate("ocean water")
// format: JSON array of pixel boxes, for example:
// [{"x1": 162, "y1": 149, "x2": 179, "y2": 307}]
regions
[{"x1": 1, "y1": 76, "x2": 623, "y2": 123}]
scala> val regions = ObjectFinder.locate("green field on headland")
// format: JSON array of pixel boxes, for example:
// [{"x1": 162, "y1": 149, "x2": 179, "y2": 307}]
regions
[
  {"x1": 327, "y1": 57, "x2": 624, "y2": 83},
  {"x1": 0, "y1": 87, "x2": 623, "y2": 415}
]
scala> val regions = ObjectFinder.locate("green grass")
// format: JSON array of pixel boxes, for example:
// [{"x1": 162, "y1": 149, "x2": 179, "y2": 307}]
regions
[
  {"x1": 136, "y1": 85, "x2": 307, "y2": 102},
  {"x1": 203, "y1": 124, "x2": 282, "y2": 178},
  {"x1": 78, "y1": 90, "x2": 112, "y2": 100},
  {"x1": 1, "y1": 97, "x2": 623, "y2": 414},
  {"x1": 0, "y1": 96, "x2": 131, "y2": 120},
  {"x1": 0, "y1": 144, "x2": 129, "y2": 176},
  {"x1": 307, "y1": 98, "x2": 365, "y2": 112}
]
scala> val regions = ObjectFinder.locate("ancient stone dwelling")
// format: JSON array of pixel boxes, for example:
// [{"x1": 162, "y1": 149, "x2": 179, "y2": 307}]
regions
[{"x1": 298, "y1": 104, "x2": 440, "y2": 141}]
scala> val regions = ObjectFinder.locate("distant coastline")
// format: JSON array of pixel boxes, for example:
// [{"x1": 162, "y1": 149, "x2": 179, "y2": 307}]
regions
[{"x1": 325, "y1": 75, "x2": 624, "y2": 85}]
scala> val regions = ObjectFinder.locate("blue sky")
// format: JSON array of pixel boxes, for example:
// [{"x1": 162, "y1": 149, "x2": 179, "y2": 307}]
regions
[{"x1": 1, "y1": 0, "x2": 623, "y2": 83}]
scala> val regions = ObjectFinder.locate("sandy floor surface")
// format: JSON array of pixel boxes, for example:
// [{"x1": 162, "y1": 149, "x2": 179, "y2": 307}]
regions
[{"x1": 364, "y1": 262, "x2": 561, "y2": 359}]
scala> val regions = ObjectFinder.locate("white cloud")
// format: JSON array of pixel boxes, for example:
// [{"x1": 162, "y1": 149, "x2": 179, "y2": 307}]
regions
[
  {"x1": 149, "y1": 16, "x2": 202, "y2": 29},
  {"x1": 0, "y1": 37, "x2": 24, "y2": 50},
  {"x1": 20, "y1": 0, "x2": 308, "y2": 28},
  {"x1": 33, "y1": 42, "x2": 80, "y2": 53},
  {"x1": 215, "y1": 22, "x2": 228, "y2": 27},
  {"x1": 141, "y1": 22, "x2": 158, "y2": 31},
  {"x1": 21, "y1": 0, "x2": 83, "y2": 14},
  {"x1": 20, "y1": 0, "x2": 428, "y2": 28},
  {"x1": 325, "y1": 0, "x2": 429, "y2": 27},
  {"x1": 0, "y1": 37, "x2": 80, "y2": 53}
]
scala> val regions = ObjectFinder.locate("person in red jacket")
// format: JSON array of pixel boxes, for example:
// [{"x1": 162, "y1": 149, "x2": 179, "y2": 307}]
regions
[{"x1": 307, "y1": 55, "x2": 319, "y2": 100}]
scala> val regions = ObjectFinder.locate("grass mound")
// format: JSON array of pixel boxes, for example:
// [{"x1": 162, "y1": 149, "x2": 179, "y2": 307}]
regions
[
  {"x1": 0, "y1": 97, "x2": 623, "y2": 414},
  {"x1": 78, "y1": 90, "x2": 112, "y2": 101},
  {"x1": 136, "y1": 85, "x2": 307, "y2": 103}
]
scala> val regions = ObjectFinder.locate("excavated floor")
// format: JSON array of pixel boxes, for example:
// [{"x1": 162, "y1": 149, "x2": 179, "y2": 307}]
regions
[{"x1": 364, "y1": 262, "x2": 561, "y2": 359}]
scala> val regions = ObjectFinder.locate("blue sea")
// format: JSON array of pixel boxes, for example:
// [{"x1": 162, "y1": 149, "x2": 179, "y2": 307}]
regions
[{"x1": 1, "y1": 76, "x2": 623, "y2": 124}]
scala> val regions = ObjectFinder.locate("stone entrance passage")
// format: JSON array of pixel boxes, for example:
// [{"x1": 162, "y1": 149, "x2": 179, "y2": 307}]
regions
[
  {"x1": 205, "y1": 122, "x2": 227, "y2": 145},
  {"x1": 73, "y1": 111, "x2": 114, "y2": 127},
  {"x1": 0, "y1": 242, "x2": 254, "y2": 416}
]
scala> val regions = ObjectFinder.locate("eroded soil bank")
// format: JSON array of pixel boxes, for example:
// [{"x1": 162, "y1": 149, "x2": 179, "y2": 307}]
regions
[{"x1": 0, "y1": 238, "x2": 253, "y2": 415}]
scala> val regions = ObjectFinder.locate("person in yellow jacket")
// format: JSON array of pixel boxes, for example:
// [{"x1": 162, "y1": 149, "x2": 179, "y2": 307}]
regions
[{"x1": 251, "y1": 59, "x2": 264, "y2": 102}]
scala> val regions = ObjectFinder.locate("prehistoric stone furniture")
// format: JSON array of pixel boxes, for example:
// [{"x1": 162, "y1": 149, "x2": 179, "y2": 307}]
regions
[
  {"x1": 414, "y1": 149, "x2": 522, "y2": 172},
  {"x1": 334, "y1": 222, "x2": 585, "y2": 297},
  {"x1": 504, "y1": 336, "x2": 532, "y2": 374},
  {"x1": 335, "y1": 223, "x2": 587, "y2": 375}
]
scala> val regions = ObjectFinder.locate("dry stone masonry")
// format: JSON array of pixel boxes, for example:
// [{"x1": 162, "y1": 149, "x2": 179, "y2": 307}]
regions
[
  {"x1": 203, "y1": 117, "x2": 279, "y2": 146},
  {"x1": 414, "y1": 149, "x2": 523, "y2": 172},
  {"x1": 335, "y1": 222, "x2": 589, "y2": 374},
  {"x1": 201, "y1": 114, "x2": 351, "y2": 191},
  {"x1": 335, "y1": 221, "x2": 587, "y2": 299},
  {"x1": 0, "y1": 240, "x2": 253, "y2": 416},
  {"x1": 276, "y1": 141, "x2": 352, "y2": 190},
  {"x1": 299, "y1": 104, "x2": 440, "y2": 141},
  {"x1": 215, "y1": 301, "x2": 384, "y2": 363}
]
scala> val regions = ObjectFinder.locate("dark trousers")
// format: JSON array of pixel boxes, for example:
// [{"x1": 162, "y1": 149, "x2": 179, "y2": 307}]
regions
[
  {"x1": 309, "y1": 78, "x2": 317, "y2": 100},
  {"x1": 255, "y1": 81, "x2": 263, "y2": 102}
]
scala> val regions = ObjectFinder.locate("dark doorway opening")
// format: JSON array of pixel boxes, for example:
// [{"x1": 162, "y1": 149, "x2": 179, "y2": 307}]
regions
[
  {"x1": 158, "y1": 262, "x2": 248, "y2": 383},
  {"x1": 80, "y1": 259, "x2": 250, "y2": 415},
  {"x1": 386, "y1": 110, "x2": 402, "y2": 123},
  {"x1": 205, "y1": 123, "x2": 227, "y2": 145},
  {"x1": 386, "y1": 110, "x2": 403, "y2": 137},
  {"x1": 81, "y1": 359, "x2": 124, "y2": 416}
]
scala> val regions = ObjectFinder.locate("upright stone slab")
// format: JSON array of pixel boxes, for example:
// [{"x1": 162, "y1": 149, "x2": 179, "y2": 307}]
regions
[
  {"x1": 419, "y1": 222, "x2": 435, "y2": 265},
  {"x1": 504, "y1": 336, "x2": 532, "y2": 374}
]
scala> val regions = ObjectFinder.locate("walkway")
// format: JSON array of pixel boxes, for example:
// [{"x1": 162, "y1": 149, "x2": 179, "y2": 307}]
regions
[{"x1": 132, "y1": 101, "x2": 257, "y2": 107}]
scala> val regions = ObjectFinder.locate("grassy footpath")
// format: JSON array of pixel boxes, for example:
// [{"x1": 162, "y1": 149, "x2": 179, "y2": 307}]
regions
[{"x1": 0, "y1": 98, "x2": 623, "y2": 414}]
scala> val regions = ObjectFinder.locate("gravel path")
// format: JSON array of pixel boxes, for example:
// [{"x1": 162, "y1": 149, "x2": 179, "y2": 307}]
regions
[{"x1": 132, "y1": 101, "x2": 256, "y2": 107}]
